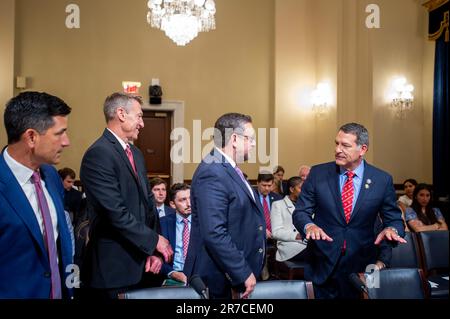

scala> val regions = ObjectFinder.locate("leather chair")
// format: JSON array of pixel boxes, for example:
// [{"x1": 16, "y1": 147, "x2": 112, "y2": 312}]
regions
[
  {"x1": 390, "y1": 232, "x2": 421, "y2": 268},
  {"x1": 357, "y1": 268, "x2": 429, "y2": 299},
  {"x1": 239, "y1": 280, "x2": 314, "y2": 299},
  {"x1": 275, "y1": 260, "x2": 307, "y2": 280},
  {"x1": 118, "y1": 286, "x2": 203, "y2": 299},
  {"x1": 416, "y1": 230, "x2": 449, "y2": 299}
]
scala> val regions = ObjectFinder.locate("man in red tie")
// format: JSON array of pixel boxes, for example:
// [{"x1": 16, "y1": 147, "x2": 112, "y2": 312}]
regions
[
  {"x1": 293, "y1": 123, "x2": 407, "y2": 299},
  {"x1": 0, "y1": 92, "x2": 74, "y2": 298},
  {"x1": 253, "y1": 173, "x2": 282, "y2": 280},
  {"x1": 80, "y1": 92, "x2": 173, "y2": 299},
  {"x1": 159, "y1": 183, "x2": 192, "y2": 285}
]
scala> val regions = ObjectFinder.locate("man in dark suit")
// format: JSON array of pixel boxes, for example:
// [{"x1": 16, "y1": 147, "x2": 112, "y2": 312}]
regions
[
  {"x1": 160, "y1": 183, "x2": 191, "y2": 284},
  {"x1": 184, "y1": 113, "x2": 266, "y2": 299},
  {"x1": 0, "y1": 92, "x2": 74, "y2": 298},
  {"x1": 293, "y1": 122, "x2": 406, "y2": 299},
  {"x1": 80, "y1": 92, "x2": 173, "y2": 299},
  {"x1": 150, "y1": 177, "x2": 176, "y2": 218}
]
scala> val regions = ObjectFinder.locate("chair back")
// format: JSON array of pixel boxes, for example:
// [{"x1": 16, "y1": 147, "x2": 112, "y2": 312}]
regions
[
  {"x1": 390, "y1": 232, "x2": 421, "y2": 268},
  {"x1": 417, "y1": 230, "x2": 449, "y2": 273},
  {"x1": 246, "y1": 280, "x2": 314, "y2": 299},
  {"x1": 119, "y1": 286, "x2": 203, "y2": 299},
  {"x1": 360, "y1": 268, "x2": 429, "y2": 299}
]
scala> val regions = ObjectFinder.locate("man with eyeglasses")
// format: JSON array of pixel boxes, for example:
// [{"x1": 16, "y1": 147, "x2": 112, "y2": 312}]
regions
[{"x1": 184, "y1": 113, "x2": 266, "y2": 299}]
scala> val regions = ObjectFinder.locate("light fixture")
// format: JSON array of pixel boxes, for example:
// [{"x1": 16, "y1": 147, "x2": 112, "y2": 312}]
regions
[
  {"x1": 390, "y1": 77, "x2": 414, "y2": 119},
  {"x1": 310, "y1": 82, "x2": 332, "y2": 117},
  {"x1": 147, "y1": 0, "x2": 216, "y2": 46}
]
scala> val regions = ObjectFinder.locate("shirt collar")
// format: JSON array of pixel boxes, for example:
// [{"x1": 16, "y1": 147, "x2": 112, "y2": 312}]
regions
[
  {"x1": 176, "y1": 213, "x2": 191, "y2": 223},
  {"x1": 3, "y1": 147, "x2": 35, "y2": 186},
  {"x1": 339, "y1": 160, "x2": 365, "y2": 178},
  {"x1": 215, "y1": 147, "x2": 236, "y2": 168},
  {"x1": 107, "y1": 128, "x2": 128, "y2": 151}
]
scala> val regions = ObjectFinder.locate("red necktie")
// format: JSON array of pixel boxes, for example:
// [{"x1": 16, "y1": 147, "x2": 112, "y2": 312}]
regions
[
  {"x1": 263, "y1": 196, "x2": 272, "y2": 232},
  {"x1": 341, "y1": 171, "x2": 354, "y2": 253},
  {"x1": 342, "y1": 171, "x2": 355, "y2": 223},
  {"x1": 125, "y1": 144, "x2": 137, "y2": 175},
  {"x1": 32, "y1": 171, "x2": 62, "y2": 299},
  {"x1": 182, "y1": 218, "x2": 190, "y2": 260}
]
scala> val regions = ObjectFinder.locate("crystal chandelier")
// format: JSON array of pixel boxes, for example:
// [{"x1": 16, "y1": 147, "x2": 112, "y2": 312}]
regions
[{"x1": 147, "y1": 0, "x2": 216, "y2": 46}]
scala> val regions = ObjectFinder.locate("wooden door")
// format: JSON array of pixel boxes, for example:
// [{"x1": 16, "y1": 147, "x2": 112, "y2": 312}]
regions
[{"x1": 135, "y1": 110, "x2": 172, "y2": 185}]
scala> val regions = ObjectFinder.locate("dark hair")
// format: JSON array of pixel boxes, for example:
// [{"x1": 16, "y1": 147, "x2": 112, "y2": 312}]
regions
[
  {"x1": 339, "y1": 122, "x2": 369, "y2": 147},
  {"x1": 58, "y1": 167, "x2": 76, "y2": 180},
  {"x1": 103, "y1": 92, "x2": 143, "y2": 122},
  {"x1": 4, "y1": 91, "x2": 71, "y2": 144},
  {"x1": 287, "y1": 176, "x2": 303, "y2": 194},
  {"x1": 257, "y1": 172, "x2": 274, "y2": 183},
  {"x1": 214, "y1": 113, "x2": 252, "y2": 148},
  {"x1": 169, "y1": 183, "x2": 190, "y2": 202},
  {"x1": 149, "y1": 177, "x2": 167, "y2": 189},
  {"x1": 410, "y1": 183, "x2": 441, "y2": 226},
  {"x1": 403, "y1": 179, "x2": 418, "y2": 187},
  {"x1": 273, "y1": 165, "x2": 285, "y2": 174}
]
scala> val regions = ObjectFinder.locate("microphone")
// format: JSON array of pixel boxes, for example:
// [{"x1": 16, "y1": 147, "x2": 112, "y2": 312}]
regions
[
  {"x1": 189, "y1": 275, "x2": 209, "y2": 299},
  {"x1": 349, "y1": 273, "x2": 369, "y2": 294}
]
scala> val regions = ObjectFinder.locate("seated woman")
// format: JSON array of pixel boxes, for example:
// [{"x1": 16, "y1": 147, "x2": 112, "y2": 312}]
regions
[
  {"x1": 405, "y1": 183, "x2": 448, "y2": 232},
  {"x1": 272, "y1": 165, "x2": 287, "y2": 195},
  {"x1": 270, "y1": 176, "x2": 307, "y2": 262},
  {"x1": 397, "y1": 178, "x2": 418, "y2": 212}
]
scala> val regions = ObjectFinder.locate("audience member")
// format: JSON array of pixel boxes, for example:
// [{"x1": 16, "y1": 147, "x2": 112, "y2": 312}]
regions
[
  {"x1": 150, "y1": 177, "x2": 176, "y2": 218},
  {"x1": 405, "y1": 183, "x2": 448, "y2": 232},
  {"x1": 298, "y1": 165, "x2": 311, "y2": 181},
  {"x1": 271, "y1": 176, "x2": 307, "y2": 262},
  {"x1": 159, "y1": 183, "x2": 192, "y2": 284},
  {"x1": 58, "y1": 167, "x2": 83, "y2": 223},
  {"x1": 272, "y1": 165, "x2": 288, "y2": 195},
  {"x1": 0, "y1": 91, "x2": 73, "y2": 298},
  {"x1": 397, "y1": 178, "x2": 418, "y2": 212}
]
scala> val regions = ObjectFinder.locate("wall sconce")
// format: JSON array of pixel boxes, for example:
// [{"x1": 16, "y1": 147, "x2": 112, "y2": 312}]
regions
[
  {"x1": 390, "y1": 77, "x2": 414, "y2": 119},
  {"x1": 311, "y1": 82, "x2": 332, "y2": 117}
]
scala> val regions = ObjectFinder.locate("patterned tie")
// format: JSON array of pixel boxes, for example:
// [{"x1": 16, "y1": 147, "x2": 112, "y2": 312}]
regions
[
  {"x1": 341, "y1": 171, "x2": 355, "y2": 253},
  {"x1": 262, "y1": 196, "x2": 272, "y2": 232},
  {"x1": 342, "y1": 171, "x2": 355, "y2": 223},
  {"x1": 32, "y1": 171, "x2": 62, "y2": 299},
  {"x1": 125, "y1": 144, "x2": 137, "y2": 175},
  {"x1": 182, "y1": 218, "x2": 190, "y2": 260}
]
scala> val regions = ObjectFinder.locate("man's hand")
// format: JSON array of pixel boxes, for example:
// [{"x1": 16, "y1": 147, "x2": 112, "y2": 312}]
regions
[
  {"x1": 156, "y1": 235, "x2": 174, "y2": 263},
  {"x1": 240, "y1": 273, "x2": 257, "y2": 299},
  {"x1": 170, "y1": 271, "x2": 187, "y2": 284},
  {"x1": 305, "y1": 224, "x2": 333, "y2": 242},
  {"x1": 374, "y1": 227, "x2": 407, "y2": 245},
  {"x1": 145, "y1": 255, "x2": 163, "y2": 274},
  {"x1": 266, "y1": 229, "x2": 272, "y2": 239}
]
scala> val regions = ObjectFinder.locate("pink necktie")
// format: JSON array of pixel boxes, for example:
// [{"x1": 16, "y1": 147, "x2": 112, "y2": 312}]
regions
[
  {"x1": 341, "y1": 171, "x2": 355, "y2": 252},
  {"x1": 263, "y1": 196, "x2": 272, "y2": 232},
  {"x1": 32, "y1": 171, "x2": 62, "y2": 299},
  {"x1": 182, "y1": 218, "x2": 190, "y2": 260},
  {"x1": 125, "y1": 144, "x2": 137, "y2": 175}
]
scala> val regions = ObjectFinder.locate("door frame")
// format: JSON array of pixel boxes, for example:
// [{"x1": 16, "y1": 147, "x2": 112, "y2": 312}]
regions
[{"x1": 142, "y1": 100, "x2": 185, "y2": 184}]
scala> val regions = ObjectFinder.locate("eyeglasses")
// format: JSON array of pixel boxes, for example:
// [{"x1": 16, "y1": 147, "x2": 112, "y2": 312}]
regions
[{"x1": 235, "y1": 133, "x2": 256, "y2": 143}]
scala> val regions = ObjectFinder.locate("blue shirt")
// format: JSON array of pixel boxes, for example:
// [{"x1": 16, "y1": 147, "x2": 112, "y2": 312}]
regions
[
  {"x1": 339, "y1": 160, "x2": 365, "y2": 212},
  {"x1": 258, "y1": 193, "x2": 271, "y2": 211},
  {"x1": 172, "y1": 213, "x2": 191, "y2": 272}
]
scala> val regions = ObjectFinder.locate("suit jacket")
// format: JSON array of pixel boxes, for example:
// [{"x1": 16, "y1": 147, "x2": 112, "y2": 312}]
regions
[
  {"x1": 158, "y1": 204, "x2": 176, "y2": 218},
  {"x1": 271, "y1": 196, "x2": 307, "y2": 261},
  {"x1": 80, "y1": 129, "x2": 159, "y2": 289},
  {"x1": 0, "y1": 153, "x2": 73, "y2": 298},
  {"x1": 292, "y1": 161, "x2": 404, "y2": 285},
  {"x1": 159, "y1": 213, "x2": 177, "y2": 276},
  {"x1": 184, "y1": 150, "x2": 266, "y2": 298}
]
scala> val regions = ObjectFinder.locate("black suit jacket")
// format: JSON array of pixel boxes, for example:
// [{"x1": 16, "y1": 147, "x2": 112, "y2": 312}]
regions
[{"x1": 80, "y1": 129, "x2": 159, "y2": 289}]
